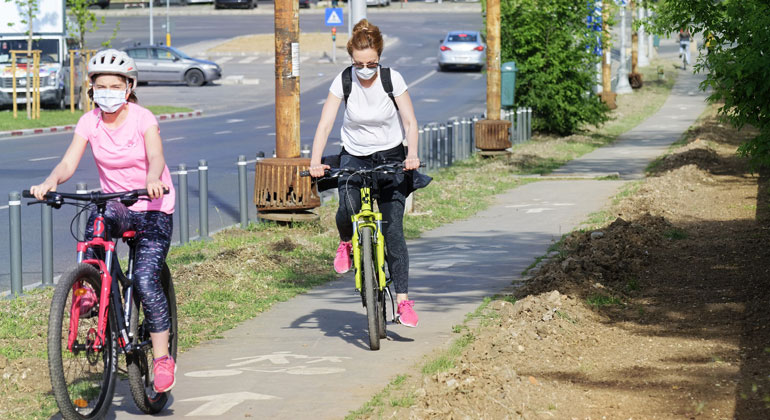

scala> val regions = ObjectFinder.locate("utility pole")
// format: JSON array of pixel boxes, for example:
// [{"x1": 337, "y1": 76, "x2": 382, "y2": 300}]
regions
[
  {"x1": 252, "y1": 0, "x2": 320, "y2": 221},
  {"x1": 637, "y1": 1, "x2": 649, "y2": 67},
  {"x1": 616, "y1": 3, "x2": 632, "y2": 94},
  {"x1": 149, "y1": 0, "x2": 154, "y2": 45},
  {"x1": 349, "y1": 0, "x2": 366, "y2": 37},
  {"x1": 474, "y1": 0, "x2": 511, "y2": 152},
  {"x1": 630, "y1": 0, "x2": 638, "y2": 74}
]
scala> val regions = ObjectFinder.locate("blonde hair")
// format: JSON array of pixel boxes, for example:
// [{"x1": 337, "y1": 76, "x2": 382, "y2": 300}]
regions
[{"x1": 347, "y1": 19, "x2": 384, "y2": 57}]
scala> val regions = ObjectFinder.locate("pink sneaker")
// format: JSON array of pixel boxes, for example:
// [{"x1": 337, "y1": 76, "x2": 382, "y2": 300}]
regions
[
  {"x1": 152, "y1": 355, "x2": 176, "y2": 393},
  {"x1": 397, "y1": 300, "x2": 419, "y2": 327},
  {"x1": 334, "y1": 242, "x2": 352, "y2": 274},
  {"x1": 77, "y1": 285, "x2": 97, "y2": 317}
]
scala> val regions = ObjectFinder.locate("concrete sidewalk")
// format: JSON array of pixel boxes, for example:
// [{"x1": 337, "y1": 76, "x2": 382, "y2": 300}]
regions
[{"x1": 102, "y1": 71, "x2": 708, "y2": 418}]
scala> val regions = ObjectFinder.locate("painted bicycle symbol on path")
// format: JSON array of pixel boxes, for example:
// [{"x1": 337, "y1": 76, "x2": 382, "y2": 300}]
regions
[{"x1": 185, "y1": 351, "x2": 351, "y2": 378}]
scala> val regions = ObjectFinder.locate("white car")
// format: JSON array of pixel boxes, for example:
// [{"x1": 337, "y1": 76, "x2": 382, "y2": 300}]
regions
[
  {"x1": 438, "y1": 30, "x2": 486, "y2": 71},
  {"x1": 366, "y1": 0, "x2": 390, "y2": 6}
]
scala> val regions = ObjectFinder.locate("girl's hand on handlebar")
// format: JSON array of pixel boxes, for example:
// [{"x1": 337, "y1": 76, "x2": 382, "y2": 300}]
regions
[
  {"x1": 404, "y1": 155, "x2": 420, "y2": 171},
  {"x1": 146, "y1": 179, "x2": 167, "y2": 200},
  {"x1": 309, "y1": 164, "x2": 330, "y2": 178},
  {"x1": 30, "y1": 180, "x2": 57, "y2": 201}
]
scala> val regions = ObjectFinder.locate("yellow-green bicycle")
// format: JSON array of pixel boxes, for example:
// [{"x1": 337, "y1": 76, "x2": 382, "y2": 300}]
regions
[{"x1": 302, "y1": 162, "x2": 413, "y2": 350}]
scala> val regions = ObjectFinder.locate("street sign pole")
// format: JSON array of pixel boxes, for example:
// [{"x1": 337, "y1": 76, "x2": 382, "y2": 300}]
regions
[{"x1": 325, "y1": 8, "x2": 344, "y2": 62}]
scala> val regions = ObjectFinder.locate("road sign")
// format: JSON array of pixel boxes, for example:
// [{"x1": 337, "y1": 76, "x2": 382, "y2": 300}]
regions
[{"x1": 325, "y1": 8, "x2": 343, "y2": 27}]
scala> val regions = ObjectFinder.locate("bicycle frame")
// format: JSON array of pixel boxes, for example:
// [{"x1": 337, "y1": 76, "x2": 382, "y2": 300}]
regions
[
  {"x1": 70, "y1": 210, "x2": 135, "y2": 354},
  {"x1": 351, "y1": 185, "x2": 387, "y2": 292}
]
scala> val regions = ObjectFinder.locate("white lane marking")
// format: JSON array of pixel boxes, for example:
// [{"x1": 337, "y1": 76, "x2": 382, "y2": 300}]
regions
[
  {"x1": 29, "y1": 155, "x2": 59, "y2": 162},
  {"x1": 505, "y1": 204, "x2": 532, "y2": 208},
  {"x1": 215, "y1": 56, "x2": 232, "y2": 65},
  {"x1": 267, "y1": 132, "x2": 276, "y2": 136},
  {"x1": 408, "y1": 70, "x2": 437, "y2": 89},
  {"x1": 214, "y1": 130, "x2": 232, "y2": 135},
  {"x1": 525, "y1": 208, "x2": 555, "y2": 214},
  {"x1": 186, "y1": 369, "x2": 243, "y2": 378},
  {"x1": 433, "y1": 244, "x2": 471, "y2": 251},
  {"x1": 238, "y1": 56, "x2": 257, "y2": 64},
  {"x1": 429, "y1": 261, "x2": 455, "y2": 270},
  {"x1": 166, "y1": 136, "x2": 184, "y2": 142},
  {"x1": 421, "y1": 56, "x2": 437, "y2": 65},
  {"x1": 255, "y1": 125, "x2": 271, "y2": 129},
  {"x1": 262, "y1": 57, "x2": 274, "y2": 64},
  {"x1": 181, "y1": 392, "x2": 280, "y2": 417},
  {"x1": 421, "y1": 98, "x2": 439, "y2": 103},
  {"x1": 0, "y1": 205, "x2": 8, "y2": 210},
  {"x1": 394, "y1": 56, "x2": 411, "y2": 65},
  {"x1": 227, "y1": 118, "x2": 244, "y2": 123}
]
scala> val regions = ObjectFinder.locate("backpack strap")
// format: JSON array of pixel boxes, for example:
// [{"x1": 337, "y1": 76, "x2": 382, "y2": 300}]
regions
[
  {"x1": 341, "y1": 66, "x2": 400, "y2": 111},
  {"x1": 380, "y1": 67, "x2": 399, "y2": 111},
  {"x1": 342, "y1": 65, "x2": 353, "y2": 106}
]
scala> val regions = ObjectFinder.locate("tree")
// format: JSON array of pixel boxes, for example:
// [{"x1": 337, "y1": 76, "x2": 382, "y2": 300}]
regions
[
  {"x1": 498, "y1": 0, "x2": 610, "y2": 135},
  {"x1": 651, "y1": 0, "x2": 770, "y2": 168}
]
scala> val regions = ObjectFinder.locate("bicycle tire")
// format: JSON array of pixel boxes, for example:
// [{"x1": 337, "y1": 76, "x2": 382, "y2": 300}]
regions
[
  {"x1": 361, "y1": 227, "x2": 381, "y2": 350},
  {"x1": 48, "y1": 264, "x2": 118, "y2": 420},
  {"x1": 377, "y1": 258, "x2": 388, "y2": 339},
  {"x1": 127, "y1": 263, "x2": 178, "y2": 414}
]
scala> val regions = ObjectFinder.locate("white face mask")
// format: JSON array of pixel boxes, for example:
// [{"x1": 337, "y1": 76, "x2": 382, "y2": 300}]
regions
[
  {"x1": 355, "y1": 66, "x2": 377, "y2": 80},
  {"x1": 93, "y1": 89, "x2": 128, "y2": 113}
]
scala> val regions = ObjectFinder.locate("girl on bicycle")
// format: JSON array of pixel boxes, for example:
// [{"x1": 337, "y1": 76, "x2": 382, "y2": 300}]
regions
[
  {"x1": 30, "y1": 49, "x2": 177, "y2": 393},
  {"x1": 309, "y1": 19, "x2": 421, "y2": 327}
]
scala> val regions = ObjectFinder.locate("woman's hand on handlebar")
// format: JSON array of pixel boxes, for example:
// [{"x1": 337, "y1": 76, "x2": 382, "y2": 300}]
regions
[
  {"x1": 309, "y1": 163, "x2": 331, "y2": 178},
  {"x1": 30, "y1": 180, "x2": 57, "y2": 201},
  {"x1": 146, "y1": 178, "x2": 168, "y2": 200},
  {"x1": 404, "y1": 154, "x2": 421, "y2": 171}
]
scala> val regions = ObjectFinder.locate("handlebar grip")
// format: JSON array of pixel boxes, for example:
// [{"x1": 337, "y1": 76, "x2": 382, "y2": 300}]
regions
[
  {"x1": 22, "y1": 190, "x2": 33, "y2": 198},
  {"x1": 299, "y1": 170, "x2": 310, "y2": 177}
]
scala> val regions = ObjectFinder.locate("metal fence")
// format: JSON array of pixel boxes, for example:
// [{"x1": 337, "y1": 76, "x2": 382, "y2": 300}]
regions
[{"x1": 5, "y1": 107, "x2": 533, "y2": 297}]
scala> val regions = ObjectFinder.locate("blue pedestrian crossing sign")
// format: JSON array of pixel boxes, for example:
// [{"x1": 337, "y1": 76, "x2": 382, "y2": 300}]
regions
[{"x1": 325, "y1": 8, "x2": 343, "y2": 27}]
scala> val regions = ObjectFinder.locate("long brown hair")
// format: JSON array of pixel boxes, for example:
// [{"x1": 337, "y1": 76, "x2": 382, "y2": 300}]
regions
[
  {"x1": 347, "y1": 19, "x2": 384, "y2": 57},
  {"x1": 87, "y1": 74, "x2": 138, "y2": 103}
]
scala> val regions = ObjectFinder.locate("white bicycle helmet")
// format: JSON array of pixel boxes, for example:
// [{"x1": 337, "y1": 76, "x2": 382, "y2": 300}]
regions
[{"x1": 88, "y1": 49, "x2": 139, "y2": 91}]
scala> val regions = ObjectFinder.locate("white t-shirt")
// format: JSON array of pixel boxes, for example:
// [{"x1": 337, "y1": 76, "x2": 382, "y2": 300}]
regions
[{"x1": 329, "y1": 67, "x2": 408, "y2": 156}]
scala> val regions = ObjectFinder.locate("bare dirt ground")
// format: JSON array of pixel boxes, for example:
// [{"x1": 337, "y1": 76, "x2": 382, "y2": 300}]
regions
[{"x1": 373, "y1": 107, "x2": 770, "y2": 419}]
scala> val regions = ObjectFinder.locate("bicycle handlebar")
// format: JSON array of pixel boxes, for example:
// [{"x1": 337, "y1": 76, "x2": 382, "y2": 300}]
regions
[
  {"x1": 22, "y1": 188, "x2": 168, "y2": 208},
  {"x1": 300, "y1": 162, "x2": 424, "y2": 178}
]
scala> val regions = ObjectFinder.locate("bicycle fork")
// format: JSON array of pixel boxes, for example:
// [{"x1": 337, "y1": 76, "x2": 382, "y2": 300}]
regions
[{"x1": 351, "y1": 187, "x2": 387, "y2": 291}]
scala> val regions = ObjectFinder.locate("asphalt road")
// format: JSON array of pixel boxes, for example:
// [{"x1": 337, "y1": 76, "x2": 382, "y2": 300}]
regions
[{"x1": 1, "y1": 9, "x2": 486, "y2": 292}]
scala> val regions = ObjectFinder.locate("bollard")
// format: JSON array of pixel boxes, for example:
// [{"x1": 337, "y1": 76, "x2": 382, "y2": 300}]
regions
[
  {"x1": 178, "y1": 163, "x2": 189, "y2": 244},
  {"x1": 41, "y1": 202, "x2": 53, "y2": 286},
  {"x1": 439, "y1": 124, "x2": 447, "y2": 167},
  {"x1": 463, "y1": 118, "x2": 470, "y2": 160},
  {"x1": 452, "y1": 120, "x2": 460, "y2": 164},
  {"x1": 417, "y1": 127, "x2": 425, "y2": 164},
  {"x1": 9, "y1": 192, "x2": 22, "y2": 296},
  {"x1": 198, "y1": 159, "x2": 209, "y2": 240},
  {"x1": 301, "y1": 144, "x2": 310, "y2": 158},
  {"x1": 238, "y1": 155, "x2": 249, "y2": 229},
  {"x1": 527, "y1": 107, "x2": 533, "y2": 140},
  {"x1": 517, "y1": 108, "x2": 524, "y2": 144},
  {"x1": 431, "y1": 125, "x2": 439, "y2": 170},
  {"x1": 471, "y1": 116, "x2": 479, "y2": 154},
  {"x1": 76, "y1": 182, "x2": 88, "y2": 241}
]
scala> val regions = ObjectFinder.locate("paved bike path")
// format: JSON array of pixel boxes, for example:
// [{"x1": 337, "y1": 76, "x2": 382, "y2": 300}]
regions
[{"x1": 101, "y1": 70, "x2": 708, "y2": 419}]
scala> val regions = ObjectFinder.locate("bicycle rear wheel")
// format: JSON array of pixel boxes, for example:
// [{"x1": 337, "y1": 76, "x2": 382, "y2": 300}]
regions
[
  {"x1": 361, "y1": 227, "x2": 382, "y2": 350},
  {"x1": 48, "y1": 264, "x2": 118, "y2": 420},
  {"x1": 127, "y1": 263, "x2": 178, "y2": 414}
]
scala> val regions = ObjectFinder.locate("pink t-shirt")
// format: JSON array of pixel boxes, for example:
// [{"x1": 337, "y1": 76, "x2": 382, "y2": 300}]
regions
[{"x1": 75, "y1": 103, "x2": 175, "y2": 214}]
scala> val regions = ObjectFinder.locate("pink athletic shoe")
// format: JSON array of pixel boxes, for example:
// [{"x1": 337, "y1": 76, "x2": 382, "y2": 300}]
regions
[
  {"x1": 334, "y1": 242, "x2": 352, "y2": 274},
  {"x1": 153, "y1": 355, "x2": 176, "y2": 393},
  {"x1": 397, "y1": 300, "x2": 419, "y2": 327}
]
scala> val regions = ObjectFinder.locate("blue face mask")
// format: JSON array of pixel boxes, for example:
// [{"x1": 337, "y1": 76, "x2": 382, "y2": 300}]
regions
[{"x1": 93, "y1": 89, "x2": 127, "y2": 113}]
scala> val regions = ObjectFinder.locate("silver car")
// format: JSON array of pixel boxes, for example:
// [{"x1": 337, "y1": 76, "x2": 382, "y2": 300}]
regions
[
  {"x1": 366, "y1": 0, "x2": 390, "y2": 6},
  {"x1": 437, "y1": 31, "x2": 486, "y2": 71},
  {"x1": 124, "y1": 46, "x2": 222, "y2": 87}
]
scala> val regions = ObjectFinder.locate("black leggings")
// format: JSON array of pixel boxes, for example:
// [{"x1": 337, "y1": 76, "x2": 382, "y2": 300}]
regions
[
  {"x1": 85, "y1": 202, "x2": 173, "y2": 333},
  {"x1": 336, "y1": 146, "x2": 411, "y2": 294}
]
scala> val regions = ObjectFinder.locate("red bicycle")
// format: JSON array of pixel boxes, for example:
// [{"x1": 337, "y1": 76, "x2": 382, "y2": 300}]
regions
[{"x1": 23, "y1": 189, "x2": 177, "y2": 419}]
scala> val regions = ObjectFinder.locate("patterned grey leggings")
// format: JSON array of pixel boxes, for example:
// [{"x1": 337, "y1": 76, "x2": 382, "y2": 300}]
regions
[{"x1": 85, "y1": 202, "x2": 173, "y2": 333}]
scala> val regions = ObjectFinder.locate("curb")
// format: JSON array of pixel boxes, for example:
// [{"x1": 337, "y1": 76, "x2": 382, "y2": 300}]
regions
[{"x1": 0, "y1": 110, "x2": 204, "y2": 139}]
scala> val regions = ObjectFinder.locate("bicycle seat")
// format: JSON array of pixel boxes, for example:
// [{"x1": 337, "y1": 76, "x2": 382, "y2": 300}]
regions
[{"x1": 122, "y1": 231, "x2": 136, "y2": 241}]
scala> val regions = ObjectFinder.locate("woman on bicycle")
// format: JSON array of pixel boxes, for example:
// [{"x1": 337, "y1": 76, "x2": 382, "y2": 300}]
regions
[
  {"x1": 30, "y1": 49, "x2": 177, "y2": 392},
  {"x1": 309, "y1": 19, "x2": 421, "y2": 327}
]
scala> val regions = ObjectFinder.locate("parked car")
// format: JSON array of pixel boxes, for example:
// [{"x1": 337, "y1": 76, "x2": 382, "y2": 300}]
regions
[
  {"x1": 214, "y1": 0, "x2": 257, "y2": 9},
  {"x1": 298, "y1": 0, "x2": 317, "y2": 8},
  {"x1": 124, "y1": 45, "x2": 222, "y2": 87},
  {"x1": 437, "y1": 30, "x2": 486, "y2": 71},
  {"x1": 365, "y1": 0, "x2": 390, "y2": 6},
  {"x1": 88, "y1": 0, "x2": 110, "y2": 8}
]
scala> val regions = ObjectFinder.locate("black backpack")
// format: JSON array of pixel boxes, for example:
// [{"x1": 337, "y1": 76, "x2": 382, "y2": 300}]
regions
[{"x1": 341, "y1": 65, "x2": 399, "y2": 111}]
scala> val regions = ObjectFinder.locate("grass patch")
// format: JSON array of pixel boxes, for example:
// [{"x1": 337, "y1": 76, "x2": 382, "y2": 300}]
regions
[
  {"x1": 0, "y1": 105, "x2": 193, "y2": 131},
  {"x1": 344, "y1": 374, "x2": 415, "y2": 420},
  {"x1": 421, "y1": 333, "x2": 475, "y2": 376},
  {"x1": 586, "y1": 294, "x2": 623, "y2": 308},
  {"x1": 664, "y1": 228, "x2": 688, "y2": 240}
]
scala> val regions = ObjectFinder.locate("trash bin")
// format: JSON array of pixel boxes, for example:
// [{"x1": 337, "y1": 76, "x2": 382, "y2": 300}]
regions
[
  {"x1": 501, "y1": 61, "x2": 517, "y2": 108},
  {"x1": 653, "y1": 35, "x2": 660, "y2": 48}
]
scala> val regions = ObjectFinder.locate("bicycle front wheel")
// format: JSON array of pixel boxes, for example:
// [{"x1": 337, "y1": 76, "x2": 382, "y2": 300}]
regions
[
  {"x1": 127, "y1": 263, "x2": 178, "y2": 414},
  {"x1": 361, "y1": 227, "x2": 382, "y2": 350},
  {"x1": 48, "y1": 264, "x2": 118, "y2": 420}
]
